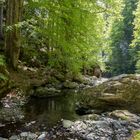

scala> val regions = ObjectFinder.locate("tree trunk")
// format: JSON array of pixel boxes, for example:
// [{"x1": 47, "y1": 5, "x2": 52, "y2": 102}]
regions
[
  {"x1": 0, "y1": 0, "x2": 3, "y2": 40},
  {"x1": 5, "y1": 0, "x2": 23, "y2": 69}
]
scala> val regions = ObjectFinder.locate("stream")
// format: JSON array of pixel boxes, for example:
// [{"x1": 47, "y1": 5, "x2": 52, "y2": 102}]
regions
[
  {"x1": 0, "y1": 90, "x2": 81, "y2": 138},
  {"x1": 1, "y1": 76, "x2": 140, "y2": 139},
  {"x1": 24, "y1": 90, "x2": 79, "y2": 129}
]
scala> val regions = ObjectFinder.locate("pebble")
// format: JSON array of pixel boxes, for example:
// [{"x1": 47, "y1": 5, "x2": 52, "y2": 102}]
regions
[
  {"x1": 9, "y1": 135, "x2": 19, "y2": 140},
  {"x1": 0, "y1": 138, "x2": 8, "y2": 140},
  {"x1": 38, "y1": 133, "x2": 46, "y2": 140},
  {"x1": 28, "y1": 133, "x2": 38, "y2": 139},
  {"x1": 20, "y1": 132, "x2": 28, "y2": 137}
]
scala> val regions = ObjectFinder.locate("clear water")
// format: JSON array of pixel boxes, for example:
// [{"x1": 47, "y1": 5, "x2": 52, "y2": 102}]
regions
[
  {"x1": 0, "y1": 90, "x2": 81, "y2": 137},
  {"x1": 24, "y1": 90, "x2": 80, "y2": 130}
]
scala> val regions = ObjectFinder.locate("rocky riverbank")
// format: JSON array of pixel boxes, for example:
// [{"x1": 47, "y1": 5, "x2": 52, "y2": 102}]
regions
[
  {"x1": 1, "y1": 74, "x2": 140, "y2": 140},
  {"x1": 0, "y1": 110, "x2": 140, "y2": 140},
  {"x1": 62, "y1": 110, "x2": 140, "y2": 140},
  {"x1": 29, "y1": 75, "x2": 108, "y2": 98}
]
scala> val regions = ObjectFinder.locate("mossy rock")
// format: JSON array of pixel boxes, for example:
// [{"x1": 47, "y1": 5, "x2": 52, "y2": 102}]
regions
[
  {"x1": 131, "y1": 130, "x2": 140, "y2": 140},
  {"x1": 63, "y1": 81, "x2": 78, "y2": 89},
  {"x1": 54, "y1": 72, "x2": 65, "y2": 82},
  {"x1": 33, "y1": 87, "x2": 62, "y2": 98},
  {"x1": 109, "y1": 110, "x2": 139, "y2": 121},
  {"x1": 47, "y1": 76, "x2": 60, "y2": 84},
  {"x1": 77, "y1": 74, "x2": 140, "y2": 113}
]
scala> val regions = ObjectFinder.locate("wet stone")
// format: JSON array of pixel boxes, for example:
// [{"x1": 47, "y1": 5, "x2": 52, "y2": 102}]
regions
[
  {"x1": 9, "y1": 135, "x2": 20, "y2": 140},
  {"x1": 28, "y1": 133, "x2": 38, "y2": 139},
  {"x1": 20, "y1": 132, "x2": 28, "y2": 137},
  {"x1": 37, "y1": 133, "x2": 46, "y2": 140},
  {"x1": 0, "y1": 138, "x2": 8, "y2": 140}
]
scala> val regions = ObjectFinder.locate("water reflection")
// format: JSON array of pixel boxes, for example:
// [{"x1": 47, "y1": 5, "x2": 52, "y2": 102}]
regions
[{"x1": 24, "y1": 91, "x2": 79, "y2": 129}]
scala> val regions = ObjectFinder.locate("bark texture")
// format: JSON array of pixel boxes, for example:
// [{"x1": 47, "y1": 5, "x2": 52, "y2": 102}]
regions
[{"x1": 5, "y1": 0, "x2": 23, "y2": 69}]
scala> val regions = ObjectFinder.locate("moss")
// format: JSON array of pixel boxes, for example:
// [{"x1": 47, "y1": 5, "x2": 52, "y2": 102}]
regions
[
  {"x1": 131, "y1": 130, "x2": 140, "y2": 140},
  {"x1": 47, "y1": 76, "x2": 60, "y2": 84}
]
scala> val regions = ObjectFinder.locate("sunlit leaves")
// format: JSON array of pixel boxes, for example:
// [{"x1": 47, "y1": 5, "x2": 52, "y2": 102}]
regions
[
  {"x1": 132, "y1": 0, "x2": 140, "y2": 47},
  {"x1": 22, "y1": 0, "x2": 123, "y2": 74}
]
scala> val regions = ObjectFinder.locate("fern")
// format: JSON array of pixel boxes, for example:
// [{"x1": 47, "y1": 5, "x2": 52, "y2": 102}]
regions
[
  {"x1": 0, "y1": 55, "x2": 6, "y2": 66},
  {"x1": 0, "y1": 73, "x2": 8, "y2": 81}
]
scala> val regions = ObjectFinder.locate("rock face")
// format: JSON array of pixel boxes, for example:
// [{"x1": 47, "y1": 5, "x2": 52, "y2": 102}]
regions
[{"x1": 77, "y1": 74, "x2": 140, "y2": 114}]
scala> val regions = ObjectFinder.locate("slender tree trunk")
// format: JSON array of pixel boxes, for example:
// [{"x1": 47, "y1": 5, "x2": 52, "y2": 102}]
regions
[
  {"x1": 0, "y1": 0, "x2": 3, "y2": 40},
  {"x1": 5, "y1": 0, "x2": 23, "y2": 69}
]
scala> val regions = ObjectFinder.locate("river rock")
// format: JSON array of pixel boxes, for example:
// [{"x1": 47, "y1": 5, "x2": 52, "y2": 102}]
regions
[
  {"x1": 20, "y1": 132, "x2": 38, "y2": 139},
  {"x1": 63, "y1": 81, "x2": 79, "y2": 89},
  {"x1": 77, "y1": 74, "x2": 140, "y2": 113},
  {"x1": 9, "y1": 135, "x2": 19, "y2": 140},
  {"x1": 109, "y1": 110, "x2": 140, "y2": 121},
  {"x1": 33, "y1": 87, "x2": 61, "y2": 97},
  {"x1": 38, "y1": 133, "x2": 46, "y2": 140},
  {"x1": 20, "y1": 132, "x2": 28, "y2": 137},
  {"x1": 28, "y1": 132, "x2": 38, "y2": 139},
  {"x1": 0, "y1": 138, "x2": 8, "y2": 140},
  {"x1": 80, "y1": 114, "x2": 100, "y2": 120},
  {"x1": 65, "y1": 110, "x2": 140, "y2": 140},
  {"x1": 62, "y1": 120, "x2": 74, "y2": 128}
]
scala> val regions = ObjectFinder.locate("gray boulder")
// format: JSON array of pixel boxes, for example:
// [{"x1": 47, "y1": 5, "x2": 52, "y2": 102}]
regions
[{"x1": 77, "y1": 74, "x2": 140, "y2": 113}]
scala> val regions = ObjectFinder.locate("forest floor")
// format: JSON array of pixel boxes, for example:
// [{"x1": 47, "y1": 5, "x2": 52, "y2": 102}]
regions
[{"x1": 8, "y1": 65, "x2": 47, "y2": 95}]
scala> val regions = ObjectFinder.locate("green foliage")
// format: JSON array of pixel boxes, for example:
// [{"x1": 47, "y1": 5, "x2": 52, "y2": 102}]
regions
[
  {"x1": 135, "y1": 51, "x2": 140, "y2": 73},
  {"x1": 131, "y1": 0, "x2": 140, "y2": 73},
  {"x1": 0, "y1": 55, "x2": 5, "y2": 66},
  {"x1": 108, "y1": 0, "x2": 138, "y2": 75},
  {"x1": 3, "y1": 0, "x2": 140, "y2": 77},
  {"x1": 20, "y1": 0, "x2": 122, "y2": 75},
  {"x1": 132, "y1": 0, "x2": 140, "y2": 47},
  {"x1": 0, "y1": 73, "x2": 8, "y2": 81}
]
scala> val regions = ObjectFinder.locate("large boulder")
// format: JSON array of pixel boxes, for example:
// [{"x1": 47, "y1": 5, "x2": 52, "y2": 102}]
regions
[{"x1": 77, "y1": 74, "x2": 140, "y2": 114}]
